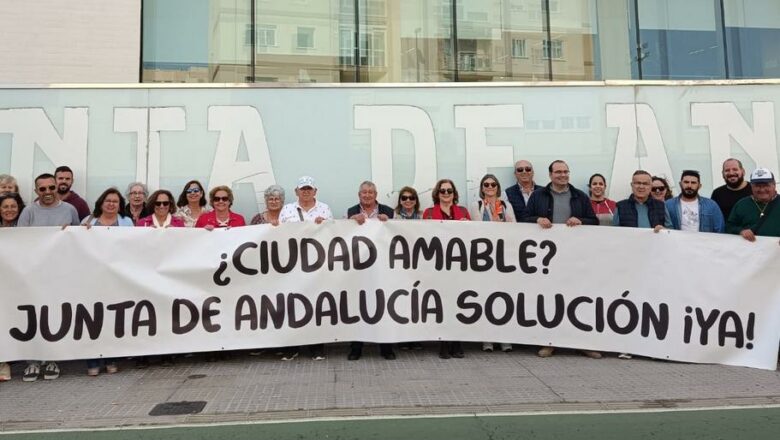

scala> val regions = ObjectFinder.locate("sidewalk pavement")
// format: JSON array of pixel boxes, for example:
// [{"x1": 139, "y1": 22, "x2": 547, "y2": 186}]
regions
[{"x1": 0, "y1": 343, "x2": 778, "y2": 432}]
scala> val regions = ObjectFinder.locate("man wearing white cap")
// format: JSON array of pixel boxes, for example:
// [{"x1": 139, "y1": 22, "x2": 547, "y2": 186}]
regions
[
  {"x1": 279, "y1": 176, "x2": 333, "y2": 224},
  {"x1": 278, "y1": 176, "x2": 332, "y2": 361},
  {"x1": 726, "y1": 168, "x2": 779, "y2": 240}
]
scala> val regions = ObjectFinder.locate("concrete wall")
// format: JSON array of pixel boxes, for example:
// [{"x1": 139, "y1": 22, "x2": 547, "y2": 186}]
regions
[{"x1": 0, "y1": 0, "x2": 140, "y2": 84}]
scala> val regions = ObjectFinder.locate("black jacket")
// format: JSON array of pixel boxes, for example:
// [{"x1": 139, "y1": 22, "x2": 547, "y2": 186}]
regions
[
  {"x1": 347, "y1": 203, "x2": 394, "y2": 219},
  {"x1": 505, "y1": 183, "x2": 543, "y2": 222},
  {"x1": 520, "y1": 184, "x2": 598, "y2": 225}
]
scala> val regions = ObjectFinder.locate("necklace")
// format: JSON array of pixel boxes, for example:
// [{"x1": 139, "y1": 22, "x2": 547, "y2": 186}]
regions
[{"x1": 752, "y1": 195, "x2": 776, "y2": 217}]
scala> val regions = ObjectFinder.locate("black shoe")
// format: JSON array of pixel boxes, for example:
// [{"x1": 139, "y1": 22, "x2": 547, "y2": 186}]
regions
[
  {"x1": 439, "y1": 342, "x2": 451, "y2": 359},
  {"x1": 135, "y1": 357, "x2": 149, "y2": 369},
  {"x1": 410, "y1": 342, "x2": 423, "y2": 350},
  {"x1": 382, "y1": 350, "x2": 396, "y2": 360},
  {"x1": 161, "y1": 355, "x2": 174, "y2": 367},
  {"x1": 347, "y1": 349, "x2": 362, "y2": 361},
  {"x1": 450, "y1": 341, "x2": 464, "y2": 358}
]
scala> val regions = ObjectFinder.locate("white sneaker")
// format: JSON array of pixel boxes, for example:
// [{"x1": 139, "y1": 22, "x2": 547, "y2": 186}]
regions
[
  {"x1": 43, "y1": 362, "x2": 60, "y2": 380},
  {"x1": 0, "y1": 362, "x2": 11, "y2": 381},
  {"x1": 500, "y1": 343, "x2": 513, "y2": 352},
  {"x1": 618, "y1": 353, "x2": 632, "y2": 360},
  {"x1": 482, "y1": 342, "x2": 494, "y2": 352},
  {"x1": 23, "y1": 362, "x2": 40, "y2": 382}
]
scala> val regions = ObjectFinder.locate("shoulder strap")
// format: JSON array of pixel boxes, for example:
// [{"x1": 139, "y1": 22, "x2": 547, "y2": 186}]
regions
[{"x1": 296, "y1": 207, "x2": 304, "y2": 222}]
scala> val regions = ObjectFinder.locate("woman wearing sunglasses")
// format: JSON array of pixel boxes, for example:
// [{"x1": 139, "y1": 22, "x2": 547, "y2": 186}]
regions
[
  {"x1": 423, "y1": 179, "x2": 471, "y2": 221},
  {"x1": 137, "y1": 190, "x2": 185, "y2": 228},
  {"x1": 195, "y1": 186, "x2": 246, "y2": 229},
  {"x1": 394, "y1": 186, "x2": 422, "y2": 219},
  {"x1": 423, "y1": 179, "x2": 470, "y2": 359},
  {"x1": 175, "y1": 180, "x2": 211, "y2": 227},
  {"x1": 469, "y1": 174, "x2": 515, "y2": 353},
  {"x1": 651, "y1": 176, "x2": 674, "y2": 202}
]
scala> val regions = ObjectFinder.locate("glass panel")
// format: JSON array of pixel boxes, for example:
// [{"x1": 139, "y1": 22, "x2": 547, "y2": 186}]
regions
[
  {"x1": 252, "y1": 0, "x2": 356, "y2": 83},
  {"x1": 454, "y1": 0, "x2": 549, "y2": 81},
  {"x1": 356, "y1": 0, "x2": 455, "y2": 82},
  {"x1": 547, "y1": 0, "x2": 633, "y2": 80},
  {"x1": 635, "y1": 0, "x2": 726, "y2": 79},
  {"x1": 142, "y1": 0, "x2": 252, "y2": 83},
  {"x1": 723, "y1": 0, "x2": 780, "y2": 79}
]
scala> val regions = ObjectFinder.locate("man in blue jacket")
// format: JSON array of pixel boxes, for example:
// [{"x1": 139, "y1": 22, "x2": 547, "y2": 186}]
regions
[
  {"x1": 666, "y1": 170, "x2": 724, "y2": 233},
  {"x1": 521, "y1": 160, "x2": 600, "y2": 360},
  {"x1": 521, "y1": 160, "x2": 598, "y2": 229}
]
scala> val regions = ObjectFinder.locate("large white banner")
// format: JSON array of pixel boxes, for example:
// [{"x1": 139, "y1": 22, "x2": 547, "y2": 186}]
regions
[{"x1": 1, "y1": 221, "x2": 778, "y2": 370}]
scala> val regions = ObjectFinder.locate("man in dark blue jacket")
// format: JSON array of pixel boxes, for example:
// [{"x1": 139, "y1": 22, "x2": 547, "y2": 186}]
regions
[
  {"x1": 521, "y1": 160, "x2": 599, "y2": 360},
  {"x1": 505, "y1": 159, "x2": 543, "y2": 222},
  {"x1": 521, "y1": 160, "x2": 598, "y2": 228}
]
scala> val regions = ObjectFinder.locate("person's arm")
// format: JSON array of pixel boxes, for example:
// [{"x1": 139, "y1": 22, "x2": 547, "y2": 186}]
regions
[
  {"x1": 520, "y1": 193, "x2": 539, "y2": 223},
  {"x1": 503, "y1": 201, "x2": 516, "y2": 222},
  {"x1": 725, "y1": 204, "x2": 743, "y2": 235},
  {"x1": 612, "y1": 209, "x2": 620, "y2": 227},
  {"x1": 663, "y1": 206, "x2": 673, "y2": 229},
  {"x1": 711, "y1": 201, "x2": 726, "y2": 233},
  {"x1": 17, "y1": 207, "x2": 31, "y2": 227},
  {"x1": 578, "y1": 195, "x2": 598, "y2": 225}
]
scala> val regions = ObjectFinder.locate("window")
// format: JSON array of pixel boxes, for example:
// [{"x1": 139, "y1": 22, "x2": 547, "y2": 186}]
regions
[
  {"x1": 339, "y1": 28, "x2": 355, "y2": 65},
  {"x1": 543, "y1": 39, "x2": 564, "y2": 59},
  {"x1": 297, "y1": 27, "x2": 315, "y2": 49},
  {"x1": 257, "y1": 25, "x2": 276, "y2": 47},
  {"x1": 511, "y1": 39, "x2": 527, "y2": 58},
  {"x1": 459, "y1": 52, "x2": 477, "y2": 71}
]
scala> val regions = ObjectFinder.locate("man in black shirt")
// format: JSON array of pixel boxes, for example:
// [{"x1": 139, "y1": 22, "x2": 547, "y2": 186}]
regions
[{"x1": 711, "y1": 158, "x2": 752, "y2": 220}]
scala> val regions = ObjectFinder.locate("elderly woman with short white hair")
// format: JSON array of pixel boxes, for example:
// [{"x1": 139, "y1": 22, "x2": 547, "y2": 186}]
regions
[
  {"x1": 123, "y1": 181, "x2": 150, "y2": 224},
  {"x1": 251, "y1": 185, "x2": 285, "y2": 225}
]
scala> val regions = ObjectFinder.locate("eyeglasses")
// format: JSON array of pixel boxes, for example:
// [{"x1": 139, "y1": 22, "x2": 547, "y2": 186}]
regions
[
  {"x1": 632, "y1": 181, "x2": 651, "y2": 187},
  {"x1": 129, "y1": 191, "x2": 145, "y2": 196},
  {"x1": 186, "y1": 188, "x2": 201, "y2": 194},
  {"x1": 516, "y1": 167, "x2": 533, "y2": 173},
  {"x1": 438, "y1": 188, "x2": 454, "y2": 195},
  {"x1": 651, "y1": 186, "x2": 666, "y2": 193},
  {"x1": 37, "y1": 185, "x2": 56, "y2": 192},
  {"x1": 482, "y1": 182, "x2": 498, "y2": 188},
  {"x1": 154, "y1": 201, "x2": 171, "y2": 207},
  {"x1": 400, "y1": 195, "x2": 416, "y2": 202},
  {"x1": 212, "y1": 196, "x2": 230, "y2": 202}
]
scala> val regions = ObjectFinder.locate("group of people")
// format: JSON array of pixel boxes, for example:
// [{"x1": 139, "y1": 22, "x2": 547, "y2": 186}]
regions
[{"x1": 0, "y1": 156, "x2": 777, "y2": 381}]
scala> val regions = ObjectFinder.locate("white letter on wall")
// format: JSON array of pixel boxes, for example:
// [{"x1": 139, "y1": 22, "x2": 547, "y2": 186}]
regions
[
  {"x1": 691, "y1": 102, "x2": 779, "y2": 180},
  {"x1": 114, "y1": 107, "x2": 185, "y2": 189},
  {"x1": 354, "y1": 105, "x2": 437, "y2": 206},
  {"x1": 454, "y1": 104, "x2": 522, "y2": 202},
  {"x1": 0, "y1": 108, "x2": 88, "y2": 199},
  {"x1": 606, "y1": 103, "x2": 673, "y2": 200},
  {"x1": 207, "y1": 106, "x2": 277, "y2": 209}
]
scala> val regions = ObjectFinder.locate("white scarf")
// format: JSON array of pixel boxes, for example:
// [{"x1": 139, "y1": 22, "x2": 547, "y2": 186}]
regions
[{"x1": 152, "y1": 214, "x2": 172, "y2": 228}]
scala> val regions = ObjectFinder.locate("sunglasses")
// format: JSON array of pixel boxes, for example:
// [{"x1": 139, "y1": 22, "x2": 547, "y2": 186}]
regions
[
  {"x1": 212, "y1": 196, "x2": 230, "y2": 202},
  {"x1": 482, "y1": 182, "x2": 498, "y2": 188},
  {"x1": 516, "y1": 167, "x2": 533, "y2": 173},
  {"x1": 154, "y1": 201, "x2": 171, "y2": 207},
  {"x1": 186, "y1": 188, "x2": 201, "y2": 194},
  {"x1": 37, "y1": 185, "x2": 56, "y2": 192},
  {"x1": 651, "y1": 187, "x2": 667, "y2": 193},
  {"x1": 438, "y1": 188, "x2": 454, "y2": 195},
  {"x1": 400, "y1": 195, "x2": 416, "y2": 201}
]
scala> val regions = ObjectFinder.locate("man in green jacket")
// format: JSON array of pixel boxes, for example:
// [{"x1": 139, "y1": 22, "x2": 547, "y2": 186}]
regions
[{"x1": 727, "y1": 168, "x2": 779, "y2": 240}]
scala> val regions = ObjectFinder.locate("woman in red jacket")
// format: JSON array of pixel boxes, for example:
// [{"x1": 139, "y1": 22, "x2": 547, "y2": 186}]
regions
[
  {"x1": 422, "y1": 179, "x2": 469, "y2": 359},
  {"x1": 195, "y1": 186, "x2": 246, "y2": 229}
]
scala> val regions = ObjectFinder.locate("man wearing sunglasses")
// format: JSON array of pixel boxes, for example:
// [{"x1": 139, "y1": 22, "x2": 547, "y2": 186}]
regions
[
  {"x1": 17, "y1": 173, "x2": 80, "y2": 229},
  {"x1": 15, "y1": 173, "x2": 80, "y2": 383},
  {"x1": 505, "y1": 160, "x2": 542, "y2": 222}
]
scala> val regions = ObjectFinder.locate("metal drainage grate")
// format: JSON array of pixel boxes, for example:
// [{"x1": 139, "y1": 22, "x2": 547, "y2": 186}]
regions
[{"x1": 149, "y1": 401, "x2": 207, "y2": 416}]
